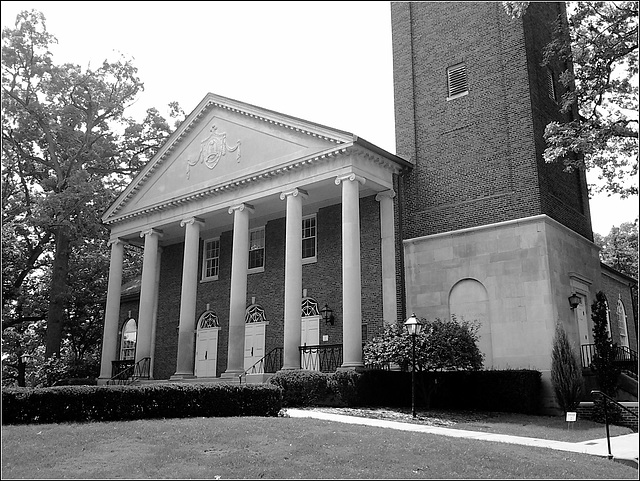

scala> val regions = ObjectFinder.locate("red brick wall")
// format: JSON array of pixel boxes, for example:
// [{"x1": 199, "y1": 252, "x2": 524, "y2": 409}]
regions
[
  {"x1": 599, "y1": 268, "x2": 638, "y2": 354},
  {"x1": 391, "y1": 2, "x2": 593, "y2": 241},
  {"x1": 145, "y1": 195, "x2": 384, "y2": 380}
]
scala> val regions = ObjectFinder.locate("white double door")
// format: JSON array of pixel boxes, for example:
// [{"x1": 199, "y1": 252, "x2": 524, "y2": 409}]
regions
[
  {"x1": 195, "y1": 327, "x2": 220, "y2": 377},
  {"x1": 300, "y1": 316, "x2": 320, "y2": 371},
  {"x1": 244, "y1": 321, "x2": 268, "y2": 371},
  {"x1": 242, "y1": 317, "x2": 319, "y2": 371}
]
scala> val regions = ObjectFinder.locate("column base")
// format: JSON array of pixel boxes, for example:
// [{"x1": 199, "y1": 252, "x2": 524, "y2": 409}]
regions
[
  {"x1": 221, "y1": 370, "x2": 244, "y2": 380},
  {"x1": 169, "y1": 373, "x2": 196, "y2": 381},
  {"x1": 337, "y1": 364, "x2": 365, "y2": 373}
]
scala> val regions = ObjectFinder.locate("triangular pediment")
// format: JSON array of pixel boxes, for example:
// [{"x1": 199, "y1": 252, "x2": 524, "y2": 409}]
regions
[{"x1": 103, "y1": 93, "x2": 354, "y2": 223}]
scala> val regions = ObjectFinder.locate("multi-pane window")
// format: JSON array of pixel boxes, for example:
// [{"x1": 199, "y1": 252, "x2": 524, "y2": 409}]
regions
[
  {"x1": 617, "y1": 299, "x2": 629, "y2": 349},
  {"x1": 248, "y1": 226, "x2": 265, "y2": 270},
  {"x1": 447, "y1": 62, "x2": 468, "y2": 99},
  {"x1": 302, "y1": 215, "x2": 317, "y2": 262},
  {"x1": 202, "y1": 238, "x2": 220, "y2": 280},
  {"x1": 120, "y1": 318, "x2": 137, "y2": 360}
]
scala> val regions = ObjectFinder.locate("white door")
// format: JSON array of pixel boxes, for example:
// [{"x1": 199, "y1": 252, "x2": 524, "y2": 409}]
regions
[
  {"x1": 576, "y1": 294, "x2": 590, "y2": 346},
  {"x1": 195, "y1": 327, "x2": 219, "y2": 377},
  {"x1": 244, "y1": 322, "x2": 267, "y2": 371},
  {"x1": 301, "y1": 317, "x2": 320, "y2": 370}
]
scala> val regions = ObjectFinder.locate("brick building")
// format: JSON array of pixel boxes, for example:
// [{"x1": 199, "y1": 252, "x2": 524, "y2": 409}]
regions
[{"x1": 98, "y1": 2, "x2": 637, "y2": 410}]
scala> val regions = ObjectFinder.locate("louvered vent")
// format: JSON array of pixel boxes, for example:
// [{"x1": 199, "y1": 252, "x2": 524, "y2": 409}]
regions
[
  {"x1": 546, "y1": 68, "x2": 556, "y2": 101},
  {"x1": 447, "y1": 63, "x2": 468, "y2": 98}
]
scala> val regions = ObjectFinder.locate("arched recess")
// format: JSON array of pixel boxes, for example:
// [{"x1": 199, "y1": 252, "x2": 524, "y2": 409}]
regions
[
  {"x1": 195, "y1": 310, "x2": 220, "y2": 378},
  {"x1": 449, "y1": 278, "x2": 492, "y2": 368},
  {"x1": 120, "y1": 318, "x2": 137, "y2": 361}
]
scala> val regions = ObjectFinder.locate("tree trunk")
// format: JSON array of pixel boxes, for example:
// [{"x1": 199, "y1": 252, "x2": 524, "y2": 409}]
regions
[{"x1": 45, "y1": 228, "x2": 71, "y2": 358}]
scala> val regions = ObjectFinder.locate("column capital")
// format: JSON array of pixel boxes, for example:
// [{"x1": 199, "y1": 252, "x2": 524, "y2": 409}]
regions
[
  {"x1": 375, "y1": 189, "x2": 396, "y2": 202},
  {"x1": 180, "y1": 217, "x2": 205, "y2": 228},
  {"x1": 280, "y1": 188, "x2": 309, "y2": 201},
  {"x1": 228, "y1": 203, "x2": 255, "y2": 215},
  {"x1": 140, "y1": 228, "x2": 164, "y2": 239},
  {"x1": 107, "y1": 237, "x2": 129, "y2": 247},
  {"x1": 335, "y1": 173, "x2": 366, "y2": 186}
]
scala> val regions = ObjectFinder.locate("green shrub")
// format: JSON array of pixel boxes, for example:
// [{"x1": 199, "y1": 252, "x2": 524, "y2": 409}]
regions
[
  {"x1": 550, "y1": 322, "x2": 582, "y2": 412},
  {"x1": 267, "y1": 369, "x2": 332, "y2": 407},
  {"x1": 1, "y1": 382, "x2": 282, "y2": 425}
]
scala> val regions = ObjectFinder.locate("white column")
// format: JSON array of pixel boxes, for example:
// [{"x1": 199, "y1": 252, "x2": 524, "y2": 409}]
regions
[
  {"x1": 336, "y1": 173, "x2": 366, "y2": 368},
  {"x1": 135, "y1": 228, "x2": 163, "y2": 365},
  {"x1": 280, "y1": 188, "x2": 308, "y2": 369},
  {"x1": 98, "y1": 238, "x2": 127, "y2": 382},
  {"x1": 376, "y1": 190, "x2": 398, "y2": 325},
  {"x1": 172, "y1": 217, "x2": 204, "y2": 379},
  {"x1": 222, "y1": 203, "x2": 254, "y2": 378},
  {"x1": 149, "y1": 246, "x2": 162, "y2": 378}
]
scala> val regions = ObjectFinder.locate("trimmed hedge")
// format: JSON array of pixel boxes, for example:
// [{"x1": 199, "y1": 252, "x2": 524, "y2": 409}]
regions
[
  {"x1": 2, "y1": 382, "x2": 282, "y2": 425},
  {"x1": 270, "y1": 368, "x2": 542, "y2": 414}
]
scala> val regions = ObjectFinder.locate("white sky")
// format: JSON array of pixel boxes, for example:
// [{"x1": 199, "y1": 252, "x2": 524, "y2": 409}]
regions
[{"x1": 1, "y1": 1, "x2": 638, "y2": 236}]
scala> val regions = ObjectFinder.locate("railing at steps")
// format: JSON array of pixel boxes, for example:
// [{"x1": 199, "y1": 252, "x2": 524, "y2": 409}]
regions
[
  {"x1": 299, "y1": 344, "x2": 343, "y2": 372},
  {"x1": 238, "y1": 344, "x2": 390, "y2": 384},
  {"x1": 580, "y1": 344, "x2": 638, "y2": 376},
  {"x1": 107, "y1": 357, "x2": 151, "y2": 385},
  {"x1": 238, "y1": 347, "x2": 283, "y2": 384},
  {"x1": 590, "y1": 390, "x2": 639, "y2": 459}
]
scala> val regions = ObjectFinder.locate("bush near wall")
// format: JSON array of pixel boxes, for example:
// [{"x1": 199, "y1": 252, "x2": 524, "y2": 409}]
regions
[
  {"x1": 2, "y1": 383, "x2": 282, "y2": 425},
  {"x1": 271, "y1": 368, "x2": 541, "y2": 414}
]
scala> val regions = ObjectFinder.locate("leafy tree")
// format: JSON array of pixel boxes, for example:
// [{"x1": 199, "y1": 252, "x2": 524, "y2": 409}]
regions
[
  {"x1": 503, "y1": 1, "x2": 638, "y2": 198},
  {"x1": 591, "y1": 291, "x2": 621, "y2": 396},
  {"x1": 1, "y1": 10, "x2": 182, "y2": 366},
  {"x1": 594, "y1": 218, "x2": 639, "y2": 278},
  {"x1": 363, "y1": 316, "x2": 484, "y2": 372},
  {"x1": 550, "y1": 322, "x2": 583, "y2": 412}
]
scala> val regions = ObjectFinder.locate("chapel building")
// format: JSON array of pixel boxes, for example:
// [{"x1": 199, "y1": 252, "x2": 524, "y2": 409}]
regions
[{"x1": 98, "y1": 2, "x2": 638, "y2": 411}]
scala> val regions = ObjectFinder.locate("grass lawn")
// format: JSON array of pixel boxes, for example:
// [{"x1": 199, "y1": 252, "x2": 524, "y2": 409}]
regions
[{"x1": 1, "y1": 413, "x2": 637, "y2": 479}]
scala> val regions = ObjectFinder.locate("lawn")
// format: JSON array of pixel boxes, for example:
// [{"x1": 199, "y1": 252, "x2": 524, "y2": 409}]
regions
[{"x1": 1, "y1": 413, "x2": 637, "y2": 479}]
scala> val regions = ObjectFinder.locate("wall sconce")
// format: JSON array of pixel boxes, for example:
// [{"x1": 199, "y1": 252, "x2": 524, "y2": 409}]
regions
[
  {"x1": 321, "y1": 304, "x2": 335, "y2": 325},
  {"x1": 568, "y1": 293, "x2": 581, "y2": 310}
]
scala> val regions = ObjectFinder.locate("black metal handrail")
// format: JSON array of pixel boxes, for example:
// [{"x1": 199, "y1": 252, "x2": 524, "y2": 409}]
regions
[
  {"x1": 107, "y1": 357, "x2": 151, "y2": 385},
  {"x1": 299, "y1": 344, "x2": 342, "y2": 372},
  {"x1": 238, "y1": 347, "x2": 284, "y2": 384},
  {"x1": 591, "y1": 390, "x2": 639, "y2": 459},
  {"x1": 580, "y1": 344, "x2": 638, "y2": 375}
]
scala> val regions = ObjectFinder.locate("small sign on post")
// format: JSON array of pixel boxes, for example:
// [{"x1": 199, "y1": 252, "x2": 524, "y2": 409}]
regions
[{"x1": 566, "y1": 411, "x2": 577, "y2": 429}]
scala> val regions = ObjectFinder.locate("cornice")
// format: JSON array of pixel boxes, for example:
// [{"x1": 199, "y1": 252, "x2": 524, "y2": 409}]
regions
[{"x1": 104, "y1": 145, "x2": 351, "y2": 226}]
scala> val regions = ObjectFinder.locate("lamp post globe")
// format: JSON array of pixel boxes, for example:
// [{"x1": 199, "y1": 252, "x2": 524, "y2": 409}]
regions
[{"x1": 404, "y1": 313, "x2": 423, "y2": 417}]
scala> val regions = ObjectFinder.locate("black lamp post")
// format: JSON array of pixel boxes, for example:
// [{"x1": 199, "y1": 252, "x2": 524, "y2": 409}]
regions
[{"x1": 404, "y1": 313, "x2": 423, "y2": 418}]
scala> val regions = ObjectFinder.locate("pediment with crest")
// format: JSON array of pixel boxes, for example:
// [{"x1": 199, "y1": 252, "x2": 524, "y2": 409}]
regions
[{"x1": 103, "y1": 93, "x2": 355, "y2": 225}]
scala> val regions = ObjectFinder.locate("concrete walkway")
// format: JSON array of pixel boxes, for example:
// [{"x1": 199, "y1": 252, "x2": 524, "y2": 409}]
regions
[{"x1": 286, "y1": 408, "x2": 639, "y2": 468}]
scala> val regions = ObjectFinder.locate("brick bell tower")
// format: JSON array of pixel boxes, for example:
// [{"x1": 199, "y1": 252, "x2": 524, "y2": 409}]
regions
[
  {"x1": 391, "y1": 1, "x2": 593, "y2": 240},
  {"x1": 391, "y1": 2, "x2": 602, "y2": 413}
]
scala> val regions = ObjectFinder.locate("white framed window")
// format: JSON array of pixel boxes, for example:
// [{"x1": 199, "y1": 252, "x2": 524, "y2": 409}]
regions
[
  {"x1": 248, "y1": 226, "x2": 265, "y2": 272},
  {"x1": 202, "y1": 237, "x2": 220, "y2": 281},
  {"x1": 447, "y1": 62, "x2": 468, "y2": 100},
  {"x1": 120, "y1": 318, "x2": 137, "y2": 361},
  {"x1": 616, "y1": 298, "x2": 629, "y2": 350},
  {"x1": 302, "y1": 214, "x2": 317, "y2": 264},
  {"x1": 546, "y1": 68, "x2": 556, "y2": 101}
]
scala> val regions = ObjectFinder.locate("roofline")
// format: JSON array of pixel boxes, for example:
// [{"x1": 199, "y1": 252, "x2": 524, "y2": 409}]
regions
[{"x1": 600, "y1": 262, "x2": 638, "y2": 284}]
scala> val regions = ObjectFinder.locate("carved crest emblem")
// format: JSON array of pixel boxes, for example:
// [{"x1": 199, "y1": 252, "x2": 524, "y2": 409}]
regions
[{"x1": 187, "y1": 125, "x2": 241, "y2": 178}]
